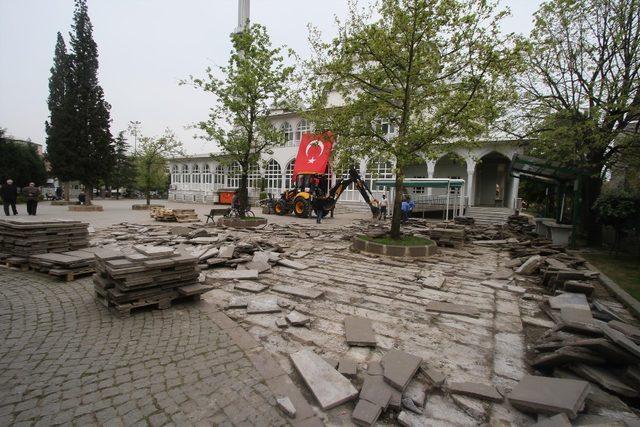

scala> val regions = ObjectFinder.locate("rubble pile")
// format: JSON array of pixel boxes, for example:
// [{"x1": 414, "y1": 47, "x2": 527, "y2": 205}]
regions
[
  {"x1": 93, "y1": 245, "x2": 211, "y2": 316},
  {"x1": 0, "y1": 218, "x2": 89, "y2": 257},
  {"x1": 150, "y1": 207, "x2": 199, "y2": 223},
  {"x1": 453, "y1": 216, "x2": 475, "y2": 226},
  {"x1": 507, "y1": 214, "x2": 536, "y2": 235},
  {"x1": 426, "y1": 227, "x2": 465, "y2": 248}
]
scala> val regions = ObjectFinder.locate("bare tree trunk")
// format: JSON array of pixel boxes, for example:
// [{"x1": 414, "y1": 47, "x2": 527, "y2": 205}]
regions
[
  {"x1": 85, "y1": 185, "x2": 93, "y2": 205},
  {"x1": 146, "y1": 164, "x2": 152, "y2": 206},
  {"x1": 390, "y1": 169, "x2": 405, "y2": 239},
  {"x1": 64, "y1": 182, "x2": 70, "y2": 202},
  {"x1": 240, "y1": 172, "x2": 249, "y2": 218}
]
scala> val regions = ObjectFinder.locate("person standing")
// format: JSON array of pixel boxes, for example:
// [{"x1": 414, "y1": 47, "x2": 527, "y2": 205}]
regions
[
  {"x1": 313, "y1": 193, "x2": 325, "y2": 224},
  {"x1": 23, "y1": 182, "x2": 40, "y2": 216},
  {"x1": 1, "y1": 179, "x2": 19, "y2": 216},
  {"x1": 379, "y1": 194, "x2": 388, "y2": 220},
  {"x1": 401, "y1": 196, "x2": 410, "y2": 224}
]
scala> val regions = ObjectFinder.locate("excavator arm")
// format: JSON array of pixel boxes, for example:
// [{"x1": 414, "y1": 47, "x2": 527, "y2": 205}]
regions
[{"x1": 326, "y1": 168, "x2": 380, "y2": 216}]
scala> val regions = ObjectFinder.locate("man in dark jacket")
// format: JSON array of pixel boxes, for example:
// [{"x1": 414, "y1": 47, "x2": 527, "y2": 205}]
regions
[
  {"x1": 1, "y1": 179, "x2": 19, "y2": 216},
  {"x1": 23, "y1": 182, "x2": 40, "y2": 216}
]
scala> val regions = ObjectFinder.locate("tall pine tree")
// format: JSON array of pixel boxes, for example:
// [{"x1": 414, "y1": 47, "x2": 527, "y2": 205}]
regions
[
  {"x1": 45, "y1": 32, "x2": 76, "y2": 200},
  {"x1": 68, "y1": 0, "x2": 114, "y2": 203}
]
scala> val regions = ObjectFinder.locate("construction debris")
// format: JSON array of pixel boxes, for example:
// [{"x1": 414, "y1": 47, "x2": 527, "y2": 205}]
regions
[
  {"x1": 424, "y1": 301, "x2": 480, "y2": 318},
  {"x1": 344, "y1": 315, "x2": 377, "y2": 347},
  {"x1": 507, "y1": 375, "x2": 590, "y2": 419},
  {"x1": 447, "y1": 382, "x2": 503, "y2": 402},
  {"x1": 150, "y1": 207, "x2": 199, "y2": 222},
  {"x1": 381, "y1": 350, "x2": 422, "y2": 391}
]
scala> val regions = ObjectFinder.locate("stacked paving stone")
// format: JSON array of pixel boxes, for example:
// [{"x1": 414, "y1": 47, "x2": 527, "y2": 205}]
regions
[
  {"x1": 29, "y1": 248, "x2": 100, "y2": 281},
  {"x1": 427, "y1": 227, "x2": 465, "y2": 248},
  {"x1": 507, "y1": 214, "x2": 536, "y2": 235},
  {"x1": 93, "y1": 245, "x2": 211, "y2": 316},
  {"x1": 0, "y1": 218, "x2": 89, "y2": 257},
  {"x1": 150, "y1": 208, "x2": 199, "y2": 222}
]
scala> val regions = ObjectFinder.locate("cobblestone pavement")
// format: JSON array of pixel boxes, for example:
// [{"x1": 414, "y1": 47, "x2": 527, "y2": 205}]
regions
[{"x1": 0, "y1": 268, "x2": 289, "y2": 426}]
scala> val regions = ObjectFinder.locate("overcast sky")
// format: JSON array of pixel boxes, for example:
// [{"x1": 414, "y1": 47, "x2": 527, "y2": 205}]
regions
[{"x1": 0, "y1": 0, "x2": 542, "y2": 154}]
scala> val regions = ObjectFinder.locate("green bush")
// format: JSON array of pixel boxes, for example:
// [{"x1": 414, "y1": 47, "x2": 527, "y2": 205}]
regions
[{"x1": 593, "y1": 188, "x2": 640, "y2": 249}]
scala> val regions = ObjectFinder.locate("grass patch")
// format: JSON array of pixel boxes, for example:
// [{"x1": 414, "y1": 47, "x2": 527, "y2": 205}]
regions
[
  {"x1": 582, "y1": 251, "x2": 640, "y2": 301},
  {"x1": 361, "y1": 235, "x2": 435, "y2": 246}
]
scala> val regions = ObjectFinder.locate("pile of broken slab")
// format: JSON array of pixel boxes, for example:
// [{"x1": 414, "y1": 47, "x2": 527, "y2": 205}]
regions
[{"x1": 93, "y1": 245, "x2": 212, "y2": 316}]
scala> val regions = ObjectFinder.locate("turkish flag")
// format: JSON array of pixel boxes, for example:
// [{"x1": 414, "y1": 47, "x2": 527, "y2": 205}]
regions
[{"x1": 293, "y1": 132, "x2": 333, "y2": 180}]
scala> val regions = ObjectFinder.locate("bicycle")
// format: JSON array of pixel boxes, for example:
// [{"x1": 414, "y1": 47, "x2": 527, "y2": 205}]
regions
[{"x1": 225, "y1": 206, "x2": 255, "y2": 218}]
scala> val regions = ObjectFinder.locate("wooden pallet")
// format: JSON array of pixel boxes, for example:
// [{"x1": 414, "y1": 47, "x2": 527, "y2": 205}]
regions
[
  {"x1": 48, "y1": 267, "x2": 95, "y2": 282},
  {"x1": 2, "y1": 258, "x2": 29, "y2": 271},
  {"x1": 95, "y1": 291, "x2": 201, "y2": 318}
]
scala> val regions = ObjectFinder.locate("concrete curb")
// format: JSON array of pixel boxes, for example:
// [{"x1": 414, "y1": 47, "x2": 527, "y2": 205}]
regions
[
  {"x1": 584, "y1": 261, "x2": 640, "y2": 320},
  {"x1": 199, "y1": 303, "x2": 323, "y2": 426}
]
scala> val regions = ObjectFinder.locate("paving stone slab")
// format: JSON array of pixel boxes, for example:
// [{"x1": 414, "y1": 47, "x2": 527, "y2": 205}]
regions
[
  {"x1": 531, "y1": 346, "x2": 605, "y2": 369},
  {"x1": 275, "y1": 318, "x2": 288, "y2": 328},
  {"x1": 367, "y1": 361, "x2": 384, "y2": 376},
  {"x1": 424, "y1": 301, "x2": 479, "y2": 318},
  {"x1": 560, "y1": 306, "x2": 593, "y2": 324},
  {"x1": 609, "y1": 320, "x2": 640, "y2": 342},
  {"x1": 419, "y1": 275, "x2": 445, "y2": 290},
  {"x1": 359, "y1": 374, "x2": 393, "y2": 409},
  {"x1": 277, "y1": 259, "x2": 309, "y2": 270},
  {"x1": 516, "y1": 255, "x2": 543, "y2": 275},
  {"x1": 569, "y1": 364, "x2": 638, "y2": 397},
  {"x1": 290, "y1": 349, "x2": 358, "y2": 410},
  {"x1": 381, "y1": 350, "x2": 422, "y2": 391},
  {"x1": 234, "y1": 281, "x2": 268, "y2": 293},
  {"x1": 397, "y1": 410, "x2": 430, "y2": 427},
  {"x1": 352, "y1": 399, "x2": 382, "y2": 426},
  {"x1": 532, "y1": 413, "x2": 572, "y2": 427},
  {"x1": 403, "y1": 381, "x2": 426, "y2": 407},
  {"x1": 570, "y1": 338, "x2": 640, "y2": 364},
  {"x1": 216, "y1": 269, "x2": 259, "y2": 280},
  {"x1": 549, "y1": 293, "x2": 590, "y2": 312},
  {"x1": 227, "y1": 297, "x2": 249, "y2": 309},
  {"x1": 271, "y1": 284, "x2": 324, "y2": 299},
  {"x1": 602, "y1": 325, "x2": 640, "y2": 358},
  {"x1": 286, "y1": 310, "x2": 311, "y2": 326},
  {"x1": 133, "y1": 245, "x2": 175, "y2": 258},
  {"x1": 507, "y1": 375, "x2": 590, "y2": 419},
  {"x1": 218, "y1": 244, "x2": 235, "y2": 259},
  {"x1": 447, "y1": 382, "x2": 503, "y2": 402},
  {"x1": 422, "y1": 366, "x2": 446, "y2": 388},
  {"x1": 276, "y1": 396, "x2": 296, "y2": 418},
  {"x1": 338, "y1": 357, "x2": 357, "y2": 378},
  {"x1": 246, "y1": 297, "x2": 281, "y2": 314},
  {"x1": 344, "y1": 315, "x2": 377, "y2": 347}
]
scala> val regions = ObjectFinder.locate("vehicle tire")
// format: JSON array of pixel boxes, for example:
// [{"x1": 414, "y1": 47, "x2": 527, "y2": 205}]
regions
[
  {"x1": 293, "y1": 197, "x2": 311, "y2": 218},
  {"x1": 274, "y1": 200, "x2": 288, "y2": 215},
  {"x1": 244, "y1": 209, "x2": 255, "y2": 218}
]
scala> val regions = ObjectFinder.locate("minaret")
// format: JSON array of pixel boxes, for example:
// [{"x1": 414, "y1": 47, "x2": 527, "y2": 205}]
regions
[{"x1": 234, "y1": 0, "x2": 250, "y2": 33}]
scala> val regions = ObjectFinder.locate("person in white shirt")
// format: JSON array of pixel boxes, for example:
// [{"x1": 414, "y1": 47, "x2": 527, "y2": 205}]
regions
[{"x1": 379, "y1": 194, "x2": 388, "y2": 220}]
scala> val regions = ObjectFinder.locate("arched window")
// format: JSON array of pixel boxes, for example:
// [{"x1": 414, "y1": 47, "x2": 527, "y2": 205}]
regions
[
  {"x1": 265, "y1": 159, "x2": 282, "y2": 194},
  {"x1": 203, "y1": 164, "x2": 211, "y2": 184},
  {"x1": 247, "y1": 163, "x2": 260, "y2": 189},
  {"x1": 214, "y1": 164, "x2": 226, "y2": 188},
  {"x1": 294, "y1": 120, "x2": 311, "y2": 143},
  {"x1": 182, "y1": 164, "x2": 190, "y2": 183},
  {"x1": 280, "y1": 122, "x2": 294, "y2": 147},
  {"x1": 172, "y1": 164, "x2": 180, "y2": 183},
  {"x1": 285, "y1": 159, "x2": 295, "y2": 188},
  {"x1": 366, "y1": 160, "x2": 394, "y2": 191},
  {"x1": 379, "y1": 119, "x2": 397, "y2": 137},
  {"x1": 192, "y1": 164, "x2": 201, "y2": 184},
  {"x1": 228, "y1": 162, "x2": 241, "y2": 188}
]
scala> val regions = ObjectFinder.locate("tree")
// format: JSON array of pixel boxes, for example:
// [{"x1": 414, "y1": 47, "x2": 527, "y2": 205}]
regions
[
  {"x1": 515, "y1": 0, "x2": 640, "y2": 241},
  {"x1": 306, "y1": 0, "x2": 520, "y2": 238},
  {"x1": 593, "y1": 188, "x2": 640, "y2": 253},
  {"x1": 67, "y1": 0, "x2": 115, "y2": 203},
  {"x1": 45, "y1": 32, "x2": 76, "y2": 201},
  {"x1": 0, "y1": 129, "x2": 48, "y2": 188},
  {"x1": 108, "y1": 131, "x2": 137, "y2": 199},
  {"x1": 184, "y1": 23, "x2": 295, "y2": 215},
  {"x1": 136, "y1": 129, "x2": 183, "y2": 206}
]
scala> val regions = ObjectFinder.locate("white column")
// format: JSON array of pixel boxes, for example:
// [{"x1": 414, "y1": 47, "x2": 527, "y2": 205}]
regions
[
  {"x1": 466, "y1": 162, "x2": 476, "y2": 207},
  {"x1": 426, "y1": 161, "x2": 436, "y2": 196},
  {"x1": 509, "y1": 175, "x2": 520, "y2": 210}
]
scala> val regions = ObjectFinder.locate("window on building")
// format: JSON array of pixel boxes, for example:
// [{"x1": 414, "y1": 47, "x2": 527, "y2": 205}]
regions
[
  {"x1": 203, "y1": 164, "x2": 212, "y2": 184},
  {"x1": 265, "y1": 159, "x2": 282, "y2": 193},
  {"x1": 294, "y1": 120, "x2": 311, "y2": 143},
  {"x1": 247, "y1": 163, "x2": 260, "y2": 189},
  {"x1": 172, "y1": 165, "x2": 180, "y2": 183},
  {"x1": 182, "y1": 164, "x2": 190, "y2": 183},
  {"x1": 377, "y1": 118, "x2": 397, "y2": 138},
  {"x1": 228, "y1": 162, "x2": 241, "y2": 188},
  {"x1": 365, "y1": 160, "x2": 394, "y2": 191},
  {"x1": 192, "y1": 164, "x2": 201, "y2": 184},
  {"x1": 410, "y1": 176, "x2": 426, "y2": 194},
  {"x1": 280, "y1": 122, "x2": 294, "y2": 147},
  {"x1": 214, "y1": 164, "x2": 226, "y2": 188},
  {"x1": 285, "y1": 159, "x2": 295, "y2": 188}
]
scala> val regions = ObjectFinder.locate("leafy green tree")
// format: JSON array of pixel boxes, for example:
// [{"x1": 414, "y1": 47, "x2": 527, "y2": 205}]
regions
[
  {"x1": 515, "y1": 0, "x2": 640, "y2": 241},
  {"x1": 184, "y1": 23, "x2": 295, "y2": 215},
  {"x1": 593, "y1": 188, "x2": 640, "y2": 253},
  {"x1": 109, "y1": 131, "x2": 137, "y2": 199},
  {"x1": 136, "y1": 129, "x2": 183, "y2": 206},
  {"x1": 67, "y1": 0, "x2": 115, "y2": 204},
  {"x1": 306, "y1": 0, "x2": 521, "y2": 238},
  {"x1": 0, "y1": 129, "x2": 48, "y2": 188},
  {"x1": 45, "y1": 32, "x2": 76, "y2": 200}
]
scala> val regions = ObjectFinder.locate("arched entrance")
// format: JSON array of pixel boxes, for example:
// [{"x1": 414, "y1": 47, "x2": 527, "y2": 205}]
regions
[{"x1": 474, "y1": 152, "x2": 511, "y2": 207}]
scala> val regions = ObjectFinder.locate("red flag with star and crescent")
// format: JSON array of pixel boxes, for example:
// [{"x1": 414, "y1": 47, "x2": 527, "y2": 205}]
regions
[{"x1": 292, "y1": 132, "x2": 334, "y2": 180}]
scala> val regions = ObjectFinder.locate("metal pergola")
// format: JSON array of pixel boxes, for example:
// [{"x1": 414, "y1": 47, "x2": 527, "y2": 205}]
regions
[
  {"x1": 374, "y1": 178, "x2": 466, "y2": 221},
  {"x1": 509, "y1": 154, "x2": 590, "y2": 247}
]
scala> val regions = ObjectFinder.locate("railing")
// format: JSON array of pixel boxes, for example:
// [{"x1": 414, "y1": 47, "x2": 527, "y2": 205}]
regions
[{"x1": 412, "y1": 194, "x2": 469, "y2": 209}]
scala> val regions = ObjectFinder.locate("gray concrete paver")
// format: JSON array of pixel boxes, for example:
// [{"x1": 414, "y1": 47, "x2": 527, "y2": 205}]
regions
[{"x1": 0, "y1": 268, "x2": 288, "y2": 426}]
